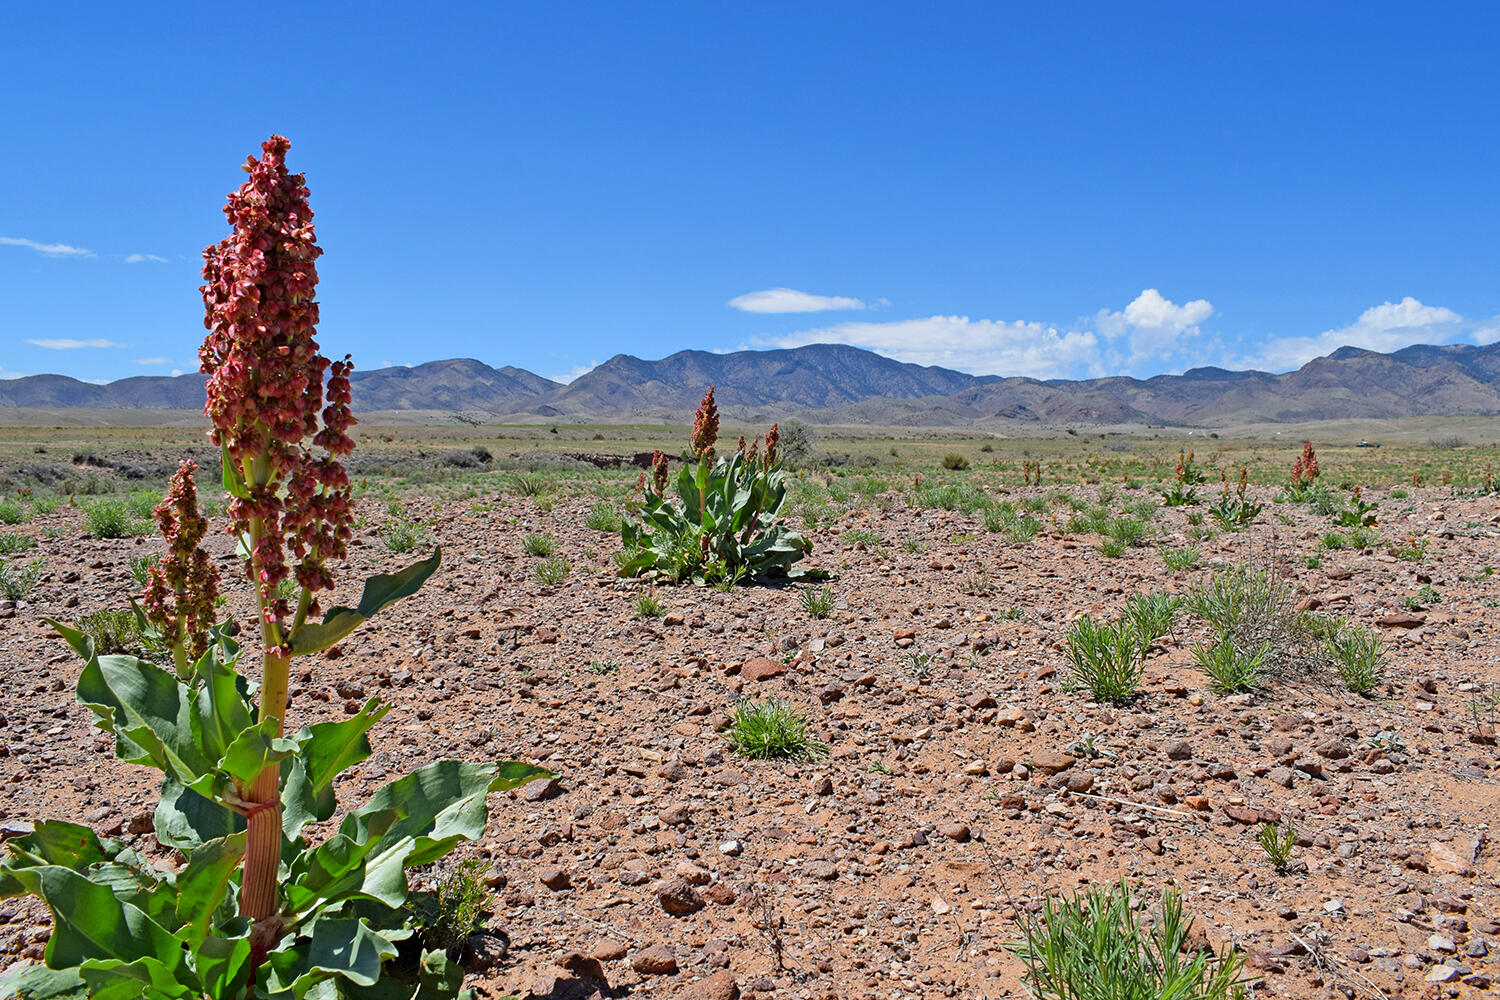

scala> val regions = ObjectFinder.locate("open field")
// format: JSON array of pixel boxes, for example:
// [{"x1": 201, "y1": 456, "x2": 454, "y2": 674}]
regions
[{"x1": 1, "y1": 423, "x2": 1498, "y2": 997}]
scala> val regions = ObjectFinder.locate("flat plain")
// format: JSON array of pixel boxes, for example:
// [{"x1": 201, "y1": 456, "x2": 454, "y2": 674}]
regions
[{"x1": 0, "y1": 417, "x2": 1497, "y2": 999}]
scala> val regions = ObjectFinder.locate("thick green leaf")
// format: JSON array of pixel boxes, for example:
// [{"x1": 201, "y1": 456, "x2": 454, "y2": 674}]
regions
[
  {"x1": 0, "y1": 964, "x2": 88, "y2": 999},
  {"x1": 76, "y1": 653, "x2": 214, "y2": 787},
  {"x1": 76, "y1": 956, "x2": 195, "y2": 1000},
  {"x1": 414, "y1": 948, "x2": 472, "y2": 1000},
  {"x1": 216, "y1": 716, "x2": 298, "y2": 788},
  {"x1": 154, "y1": 776, "x2": 244, "y2": 853},
  {"x1": 267, "y1": 916, "x2": 399, "y2": 994},
  {"x1": 289, "y1": 549, "x2": 441, "y2": 656},
  {"x1": 282, "y1": 700, "x2": 389, "y2": 841},
  {"x1": 189, "y1": 926, "x2": 254, "y2": 1000},
  {"x1": 190, "y1": 638, "x2": 254, "y2": 763},
  {"x1": 17, "y1": 866, "x2": 183, "y2": 978},
  {"x1": 175, "y1": 833, "x2": 245, "y2": 944},
  {"x1": 490, "y1": 761, "x2": 552, "y2": 792}
]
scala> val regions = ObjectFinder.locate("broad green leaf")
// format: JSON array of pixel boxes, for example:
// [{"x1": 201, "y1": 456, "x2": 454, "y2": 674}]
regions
[
  {"x1": 76, "y1": 653, "x2": 214, "y2": 786},
  {"x1": 190, "y1": 638, "x2": 254, "y2": 762},
  {"x1": 20, "y1": 866, "x2": 182, "y2": 977},
  {"x1": 268, "y1": 916, "x2": 399, "y2": 994},
  {"x1": 175, "y1": 833, "x2": 245, "y2": 943},
  {"x1": 76, "y1": 956, "x2": 195, "y2": 1000},
  {"x1": 490, "y1": 761, "x2": 552, "y2": 792},
  {"x1": 0, "y1": 964, "x2": 89, "y2": 999},
  {"x1": 154, "y1": 776, "x2": 244, "y2": 853},
  {"x1": 282, "y1": 701, "x2": 389, "y2": 841},
  {"x1": 216, "y1": 716, "x2": 298, "y2": 787},
  {"x1": 414, "y1": 948, "x2": 472, "y2": 1000},
  {"x1": 189, "y1": 927, "x2": 254, "y2": 1000},
  {"x1": 289, "y1": 549, "x2": 441, "y2": 656}
]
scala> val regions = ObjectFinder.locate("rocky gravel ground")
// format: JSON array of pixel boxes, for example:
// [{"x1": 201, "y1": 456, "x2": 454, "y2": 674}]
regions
[{"x1": 0, "y1": 479, "x2": 1497, "y2": 999}]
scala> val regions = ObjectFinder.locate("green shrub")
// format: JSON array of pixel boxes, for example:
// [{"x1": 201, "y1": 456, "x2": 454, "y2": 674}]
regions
[
  {"x1": 1326, "y1": 624, "x2": 1383, "y2": 694},
  {"x1": 0, "y1": 500, "x2": 26, "y2": 525},
  {"x1": 29, "y1": 496, "x2": 60, "y2": 516},
  {"x1": 941, "y1": 453, "x2": 970, "y2": 471},
  {"x1": 1065, "y1": 617, "x2": 1146, "y2": 704},
  {"x1": 127, "y1": 489, "x2": 161, "y2": 520},
  {"x1": 128, "y1": 552, "x2": 161, "y2": 589},
  {"x1": 86, "y1": 499, "x2": 145, "y2": 539},
  {"x1": 1161, "y1": 546, "x2": 1199, "y2": 571},
  {"x1": 1194, "y1": 634, "x2": 1269, "y2": 693},
  {"x1": 1186, "y1": 564, "x2": 1312, "y2": 680},
  {"x1": 618, "y1": 391, "x2": 811, "y2": 586},
  {"x1": 535, "y1": 556, "x2": 570, "y2": 585},
  {"x1": 585, "y1": 502, "x2": 621, "y2": 532},
  {"x1": 0, "y1": 558, "x2": 43, "y2": 600},
  {"x1": 511, "y1": 472, "x2": 547, "y2": 497},
  {"x1": 1009, "y1": 881, "x2": 1250, "y2": 1000},
  {"x1": 1124, "y1": 592, "x2": 1180, "y2": 645},
  {"x1": 0, "y1": 533, "x2": 36, "y2": 556},
  {"x1": 1105, "y1": 516, "x2": 1150, "y2": 547},
  {"x1": 634, "y1": 590, "x2": 667, "y2": 617},
  {"x1": 522, "y1": 532, "x2": 557, "y2": 556},
  {"x1": 76, "y1": 609, "x2": 159, "y2": 658},
  {"x1": 380, "y1": 517, "x2": 430, "y2": 553},
  {"x1": 799, "y1": 584, "x2": 836, "y2": 619},
  {"x1": 726, "y1": 698, "x2": 827, "y2": 761},
  {"x1": 412, "y1": 856, "x2": 492, "y2": 953}
]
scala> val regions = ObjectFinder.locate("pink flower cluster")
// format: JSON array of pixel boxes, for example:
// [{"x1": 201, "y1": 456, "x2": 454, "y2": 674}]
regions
[
  {"x1": 690, "y1": 386, "x2": 719, "y2": 460},
  {"x1": 142, "y1": 462, "x2": 221, "y2": 659},
  {"x1": 1291, "y1": 439, "x2": 1320, "y2": 486},
  {"x1": 199, "y1": 136, "x2": 355, "y2": 631}
]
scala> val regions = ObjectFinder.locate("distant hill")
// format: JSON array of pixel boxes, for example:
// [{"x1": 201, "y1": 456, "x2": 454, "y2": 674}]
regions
[{"x1": 4, "y1": 340, "x2": 1500, "y2": 427}]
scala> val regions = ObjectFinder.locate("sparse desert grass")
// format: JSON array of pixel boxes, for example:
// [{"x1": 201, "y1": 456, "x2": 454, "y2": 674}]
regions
[
  {"x1": 412, "y1": 856, "x2": 492, "y2": 953},
  {"x1": 585, "y1": 501, "x2": 621, "y2": 532},
  {"x1": 1065, "y1": 617, "x2": 1146, "y2": 704},
  {"x1": 634, "y1": 590, "x2": 667, "y2": 618},
  {"x1": 522, "y1": 532, "x2": 558, "y2": 556},
  {"x1": 86, "y1": 499, "x2": 146, "y2": 539},
  {"x1": 1194, "y1": 634, "x2": 1269, "y2": 693},
  {"x1": 0, "y1": 558, "x2": 43, "y2": 601},
  {"x1": 726, "y1": 699, "x2": 827, "y2": 761},
  {"x1": 1257, "y1": 821, "x2": 1297, "y2": 872},
  {"x1": 1326, "y1": 624, "x2": 1384, "y2": 694},
  {"x1": 799, "y1": 585, "x2": 836, "y2": 618},
  {"x1": 1123, "y1": 592, "x2": 1180, "y2": 645},
  {"x1": 535, "y1": 555, "x2": 570, "y2": 585},
  {"x1": 1161, "y1": 546, "x2": 1199, "y2": 571},
  {"x1": 381, "y1": 517, "x2": 430, "y2": 553},
  {"x1": 0, "y1": 501, "x2": 25, "y2": 525},
  {"x1": 0, "y1": 533, "x2": 35, "y2": 556}
]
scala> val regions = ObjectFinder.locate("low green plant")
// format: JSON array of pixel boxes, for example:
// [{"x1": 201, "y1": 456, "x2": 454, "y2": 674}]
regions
[
  {"x1": 75, "y1": 608, "x2": 162, "y2": 658},
  {"x1": 1207, "y1": 482, "x2": 1263, "y2": 530},
  {"x1": 800, "y1": 585, "x2": 836, "y2": 619},
  {"x1": 0, "y1": 558, "x2": 43, "y2": 600},
  {"x1": 0, "y1": 500, "x2": 26, "y2": 525},
  {"x1": 725, "y1": 698, "x2": 827, "y2": 761},
  {"x1": 1160, "y1": 481, "x2": 1199, "y2": 507},
  {"x1": 522, "y1": 532, "x2": 557, "y2": 556},
  {"x1": 1105, "y1": 516, "x2": 1149, "y2": 547},
  {"x1": 941, "y1": 453, "x2": 970, "y2": 471},
  {"x1": 1065, "y1": 617, "x2": 1146, "y2": 704},
  {"x1": 1097, "y1": 537, "x2": 1128, "y2": 558},
  {"x1": 618, "y1": 391, "x2": 812, "y2": 585},
  {"x1": 1326, "y1": 624, "x2": 1383, "y2": 694},
  {"x1": 904, "y1": 650, "x2": 936, "y2": 678},
  {"x1": 511, "y1": 472, "x2": 547, "y2": 497},
  {"x1": 634, "y1": 590, "x2": 667, "y2": 617},
  {"x1": 843, "y1": 527, "x2": 883, "y2": 546},
  {"x1": 1332, "y1": 489, "x2": 1378, "y2": 528},
  {"x1": 86, "y1": 499, "x2": 146, "y2": 539},
  {"x1": 1124, "y1": 592, "x2": 1180, "y2": 645},
  {"x1": 129, "y1": 552, "x2": 162, "y2": 589},
  {"x1": 0, "y1": 532, "x2": 36, "y2": 555},
  {"x1": 1389, "y1": 537, "x2": 1427, "y2": 561},
  {"x1": 1009, "y1": 881, "x2": 1250, "y2": 1000},
  {"x1": 584, "y1": 502, "x2": 621, "y2": 532},
  {"x1": 1389, "y1": 487, "x2": 1410, "y2": 499},
  {"x1": 412, "y1": 856, "x2": 492, "y2": 954},
  {"x1": 380, "y1": 517, "x2": 430, "y2": 554},
  {"x1": 587, "y1": 659, "x2": 620, "y2": 675},
  {"x1": 1004, "y1": 516, "x2": 1043, "y2": 545},
  {"x1": 1161, "y1": 546, "x2": 1199, "y2": 571},
  {"x1": 536, "y1": 555, "x2": 570, "y2": 585},
  {"x1": 1194, "y1": 634, "x2": 1270, "y2": 693},
  {"x1": 1257, "y1": 821, "x2": 1297, "y2": 871}
]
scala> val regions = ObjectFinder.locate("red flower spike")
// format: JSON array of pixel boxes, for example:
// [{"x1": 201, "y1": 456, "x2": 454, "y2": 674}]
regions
[{"x1": 690, "y1": 386, "x2": 719, "y2": 460}]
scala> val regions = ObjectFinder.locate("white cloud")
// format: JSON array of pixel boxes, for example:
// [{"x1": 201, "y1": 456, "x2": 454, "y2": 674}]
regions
[
  {"x1": 1237, "y1": 296, "x2": 1466, "y2": 372},
  {"x1": 1096, "y1": 289, "x2": 1214, "y2": 367},
  {"x1": 728, "y1": 288, "x2": 866, "y2": 314},
  {"x1": 547, "y1": 362, "x2": 598, "y2": 384},
  {"x1": 124, "y1": 253, "x2": 168, "y2": 264},
  {"x1": 757, "y1": 316, "x2": 1101, "y2": 379},
  {"x1": 134, "y1": 356, "x2": 172, "y2": 365},
  {"x1": 0, "y1": 236, "x2": 94, "y2": 257},
  {"x1": 25, "y1": 338, "x2": 124, "y2": 350}
]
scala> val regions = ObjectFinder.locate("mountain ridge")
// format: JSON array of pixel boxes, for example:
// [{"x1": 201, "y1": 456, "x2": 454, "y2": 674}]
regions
[{"x1": 4, "y1": 340, "x2": 1499, "y2": 427}]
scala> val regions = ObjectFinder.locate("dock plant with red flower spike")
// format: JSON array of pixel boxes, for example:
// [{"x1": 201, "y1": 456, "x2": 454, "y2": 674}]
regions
[
  {"x1": 5, "y1": 136, "x2": 548, "y2": 1000},
  {"x1": 619, "y1": 387, "x2": 812, "y2": 585}
]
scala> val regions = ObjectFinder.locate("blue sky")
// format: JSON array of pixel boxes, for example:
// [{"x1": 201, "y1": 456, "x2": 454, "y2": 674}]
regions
[{"x1": 4, "y1": 3, "x2": 1498, "y2": 385}]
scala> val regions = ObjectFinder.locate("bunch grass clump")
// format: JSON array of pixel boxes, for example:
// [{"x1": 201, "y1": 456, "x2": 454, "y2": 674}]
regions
[
  {"x1": 86, "y1": 498, "x2": 147, "y2": 539},
  {"x1": 1065, "y1": 617, "x2": 1147, "y2": 704},
  {"x1": 1326, "y1": 623, "x2": 1384, "y2": 695},
  {"x1": 0, "y1": 558, "x2": 43, "y2": 601},
  {"x1": 726, "y1": 698, "x2": 827, "y2": 761},
  {"x1": 799, "y1": 584, "x2": 836, "y2": 619},
  {"x1": 1009, "y1": 881, "x2": 1250, "y2": 1000}
]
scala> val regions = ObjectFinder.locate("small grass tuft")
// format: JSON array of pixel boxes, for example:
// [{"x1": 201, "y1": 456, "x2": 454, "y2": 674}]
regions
[
  {"x1": 799, "y1": 585, "x2": 836, "y2": 619},
  {"x1": 522, "y1": 532, "x2": 557, "y2": 556},
  {"x1": 1064, "y1": 617, "x2": 1146, "y2": 704},
  {"x1": 535, "y1": 556, "x2": 570, "y2": 585},
  {"x1": 725, "y1": 699, "x2": 827, "y2": 761},
  {"x1": 634, "y1": 590, "x2": 667, "y2": 618}
]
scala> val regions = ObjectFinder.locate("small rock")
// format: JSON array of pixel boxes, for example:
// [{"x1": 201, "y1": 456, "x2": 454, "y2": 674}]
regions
[
  {"x1": 538, "y1": 866, "x2": 571, "y2": 891},
  {"x1": 657, "y1": 879, "x2": 706, "y2": 916},
  {"x1": 1031, "y1": 751, "x2": 1076, "y2": 775},
  {"x1": 741, "y1": 657, "x2": 786, "y2": 682},
  {"x1": 632, "y1": 944, "x2": 678, "y2": 975},
  {"x1": 685, "y1": 970, "x2": 740, "y2": 1000},
  {"x1": 463, "y1": 930, "x2": 509, "y2": 972},
  {"x1": 936, "y1": 822, "x2": 971, "y2": 842}
]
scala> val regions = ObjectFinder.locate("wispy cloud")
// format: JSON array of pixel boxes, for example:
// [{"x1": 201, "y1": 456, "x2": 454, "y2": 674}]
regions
[
  {"x1": 1233, "y1": 297, "x2": 1467, "y2": 371},
  {"x1": 728, "y1": 287, "x2": 866, "y2": 314},
  {"x1": 756, "y1": 315, "x2": 1102, "y2": 379},
  {"x1": 124, "y1": 253, "x2": 168, "y2": 264},
  {"x1": 134, "y1": 356, "x2": 172, "y2": 365},
  {"x1": 25, "y1": 338, "x2": 124, "y2": 350},
  {"x1": 1, "y1": 236, "x2": 94, "y2": 258},
  {"x1": 547, "y1": 362, "x2": 598, "y2": 384}
]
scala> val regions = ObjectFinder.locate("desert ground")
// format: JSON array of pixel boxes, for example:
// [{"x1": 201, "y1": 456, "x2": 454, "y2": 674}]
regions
[{"x1": 0, "y1": 418, "x2": 1497, "y2": 999}]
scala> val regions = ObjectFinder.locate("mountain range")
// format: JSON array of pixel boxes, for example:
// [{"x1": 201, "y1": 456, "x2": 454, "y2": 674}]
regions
[{"x1": 4, "y1": 341, "x2": 1500, "y2": 427}]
